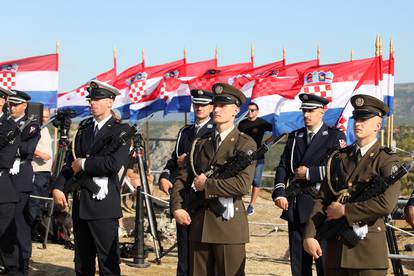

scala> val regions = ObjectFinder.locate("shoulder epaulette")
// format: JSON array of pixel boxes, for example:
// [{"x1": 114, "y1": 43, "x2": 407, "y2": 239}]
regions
[
  {"x1": 79, "y1": 117, "x2": 93, "y2": 129},
  {"x1": 380, "y1": 146, "x2": 395, "y2": 154}
]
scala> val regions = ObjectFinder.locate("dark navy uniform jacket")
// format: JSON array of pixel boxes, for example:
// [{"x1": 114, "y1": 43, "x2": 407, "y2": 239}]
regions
[
  {"x1": 272, "y1": 123, "x2": 346, "y2": 224},
  {"x1": 159, "y1": 118, "x2": 215, "y2": 182},
  {"x1": 11, "y1": 115, "x2": 40, "y2": 193},
  {"x1": 0, "y1": 114, "x2": 20, "y2": 203},
  {"x1": 54, "y1": 116, "x2": 131, "y2": 220}
]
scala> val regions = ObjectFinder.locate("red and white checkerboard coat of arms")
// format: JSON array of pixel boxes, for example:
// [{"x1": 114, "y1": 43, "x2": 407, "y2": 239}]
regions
[
  {"x1": 76, "y1": 85, "x2": 87, "y2": 97},
  {"x1": 302, "y1": 71, "x2": 334, "y2": 108},
  {"x1": 128, "y1": 72, "x2": 148, "y2": 103},
  {"x1": 0, "y1": 64, "x2": 18, "y2": 90}
]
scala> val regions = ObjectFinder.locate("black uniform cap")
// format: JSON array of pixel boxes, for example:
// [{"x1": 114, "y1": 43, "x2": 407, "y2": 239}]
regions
[
  {"x1": 190, "y1": 89, "x2": 214, "y2": 105},
  {"x1": 86, "y1": 80, "x2": 120, "y2": 100},
  {"x1": 8, "y1": 90, "x2": 31, "y2": 104},
  {"x1": 299, "y1": 94, "x2": 329, "y2": 110}
]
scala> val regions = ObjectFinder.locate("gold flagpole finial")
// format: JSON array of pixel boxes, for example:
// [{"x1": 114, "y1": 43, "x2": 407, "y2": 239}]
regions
[
  {"x1": 390, "y1": 39, "x2": 394, "y2": 55},
  {"x1": 215, "y1": 47, "x2": 218, "y2": 60},
  {"x1": 375, "y1": 35, "x2": 380, "y2": 56},
  {"x1": 56, "y1": 40, "x2": 60, "y2": 54},
  {"x1": 378, "y1": 36, "x2": 383, "y2": 56},
  {"x1": 317, "y1": 45, "x2": 320, "y2": 60},
  {"x1": 283, "y1": 47, "x2": 286, "y2": 64},
  {"x1": 250, "y1": 44, "x2": 255, "y2": 64},
  {"x1": 184, "y1": 48, "x2": 187, "y2": 60},
  {"x1": 350, "y1": 49, "x2": 354, "y2": 61}
]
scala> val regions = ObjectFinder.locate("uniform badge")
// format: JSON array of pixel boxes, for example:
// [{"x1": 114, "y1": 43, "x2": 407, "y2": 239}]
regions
[
  {"x1": 215, "y1": 85, "x2": 223, "y2": 94},
  {"x1": 298, "y1": 132, "x2": 304, "y2": 138},
  {"x1": 198, "y1": 90, "x2": 203, "y2": 95},
  {"x1": 230, "y1": 137, "x2": 235, "y2": 142},
  {"x1": 29, "y1": 126, "x2": 36, "y2": 134},
  {"x1": 322, "y1": 130, "x2": 328, "y2": 136},
  {"x1": 391, "y1": 164, "x2": 399, "y2": 175},
  {"x1": 90, "y1": 81, "x2": 99, "y2": 89},
  {"x1": 338, "y1": 139, "x2": 347, "y2": 149},
  {"x1": 207, "y1": 124, "x2": 213, "y2": 128},
  {"x1": 355, "y1": 97, "x2": 364, "y2": 107},
  {"x1": 302, "y1": 94, "x2": 309, "y2": 100}
]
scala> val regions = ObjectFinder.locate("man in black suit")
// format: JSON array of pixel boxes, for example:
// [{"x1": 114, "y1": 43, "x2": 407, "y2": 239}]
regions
[
  {"x1": 272, "y1": 94, "x2": 346, "y2": 276},
  {"x1": 0, "y1": 87, "x2": 21, "y2": 275},
  {"x1": 52, "y1": 80, "x2": 131, "y2": 276},
  {"x1": 159, "y1": 89, "x2": 214, "y2": 276},
  {"x1": 8, "y1": 90, "x2": 41, "y2": 275}
]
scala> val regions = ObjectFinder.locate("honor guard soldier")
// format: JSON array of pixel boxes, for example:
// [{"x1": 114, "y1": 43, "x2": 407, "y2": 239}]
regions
[
  {"x1": 159, "y1": 89, "x2": 215, "y2": 276},
  {"x1": 0, "y1": 87, "x2": 21, "y2": 275},
  {"x1": 273, "y1": 94, "x2": 346, "y2": 276},
  {"x1": 52, "y1": 80, "x2": 131, "y2": 276},
  {"x1": 8, "y1": 90, "x2": 41, "y2": 275},
  {"x1": 171, "y1": 83, "x2": 256, "y2": 276},
  {"x1": 304, "y1": 95, "x2": 401, "y2": 275}
]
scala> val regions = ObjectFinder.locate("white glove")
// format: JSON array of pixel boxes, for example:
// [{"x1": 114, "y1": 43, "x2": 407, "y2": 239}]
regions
[
  {"x1": 218, "y1": 197, "x2": 234, "y2": 220},
  {"x1": 92, "y1": 177, "x2": 109, "y2": 200},
  {"x1": 9, "y1": 158, "x2": 20, "y2": 175},
  {"x1": 352, "y1": 224, "x2": 368, "y2": 239}
]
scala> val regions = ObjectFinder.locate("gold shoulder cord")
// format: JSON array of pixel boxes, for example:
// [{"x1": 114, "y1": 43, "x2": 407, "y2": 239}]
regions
[
  {"x1": 189, "y1": 138, "x2": 214, "y2": 178},
  {"x1": 326, "y1": 150, "x2": 350, "y2": 203},
  {"x1": 71, "y1": 128, "x2": 78, "y2": 160},
  {"x1": 189, "y1": 138, "x2": 199, "y2": 177}
]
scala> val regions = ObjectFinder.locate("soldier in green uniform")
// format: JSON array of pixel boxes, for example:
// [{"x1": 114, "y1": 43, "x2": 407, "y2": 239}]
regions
[
  {"x1": 171, "y1": 83, "x2": 256, "y2": 276},
  {"x1": 303, "y1": 94, "x2": 401, "y2": 275}
]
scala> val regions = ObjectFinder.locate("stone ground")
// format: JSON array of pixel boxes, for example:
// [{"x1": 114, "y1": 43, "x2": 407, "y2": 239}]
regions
[{"x1": 30, "y1": 190, "x2": 414, "y2": 276}]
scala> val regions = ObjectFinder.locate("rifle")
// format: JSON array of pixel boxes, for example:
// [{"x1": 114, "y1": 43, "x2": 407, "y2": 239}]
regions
[
  {"x1": 316, "y1": 160, "x2": 413, "y2": 247},
  {"x1": 63, "y1": 124, "x2": 136, "y2": 194},
  {"x1": 188, "y1": 133, "x2": 287, "y2": 216}
]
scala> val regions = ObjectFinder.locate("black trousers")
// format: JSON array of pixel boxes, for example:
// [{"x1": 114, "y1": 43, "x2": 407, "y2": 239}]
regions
[
  {"x1": 73, "y1": 215, "x2": 120, "y2": 276},
  {"x1": 176, "y1": 223, "x2": 189, "y2": 276},
  {"x1": 0, "y1": 202, "x2": 20, "y2": 275},
  {"x1": 288, "y1": 221, "x2": 325, "y2": 276},
  {"x1": 15, "y1": 192, "x2": 31, "y2": 269}
]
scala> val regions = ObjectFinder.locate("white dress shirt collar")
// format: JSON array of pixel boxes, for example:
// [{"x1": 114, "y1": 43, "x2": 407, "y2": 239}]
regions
[
  {"x1": 93, "y1": 114, "x2": 112, "y2": 130},
  {"x1": 356, "y1": 138, "x2": 378, "y2": 157}
]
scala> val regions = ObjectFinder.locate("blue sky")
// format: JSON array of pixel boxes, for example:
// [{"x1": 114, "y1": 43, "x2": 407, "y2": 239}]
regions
[{"x1": 2, "y1": 0, "x2": 413, "y2": 91}]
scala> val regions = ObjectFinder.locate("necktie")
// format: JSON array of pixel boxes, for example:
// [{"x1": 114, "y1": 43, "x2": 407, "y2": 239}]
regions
[
  {"x1": 356, "y1": 148, "x2": 362, "y2": 163},
  {"x1": 194, "y1": 125, "x2": 200, "y2": 136},
  {"x1": 93, "y1": 124, "x2": 99, "y2": 137},
  {"x1": 214, "y1": 134, "x2": 221, "y2": 152},
  {"x1": 308, "y1": 132, "x2": 314, "y2": 144}
]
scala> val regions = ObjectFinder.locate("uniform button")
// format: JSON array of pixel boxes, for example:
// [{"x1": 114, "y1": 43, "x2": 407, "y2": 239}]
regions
[
  {"x1": 86, "y1": 154, "x2": 90, "y2": 157},
  {"x1": 377, "y1": 226, "x2": 381, "y2": 231},
  {"x1": 235, "y1": 207, "x2": 239, "y2": 211}
]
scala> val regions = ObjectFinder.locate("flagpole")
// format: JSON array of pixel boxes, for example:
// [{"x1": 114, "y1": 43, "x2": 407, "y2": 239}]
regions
[
  {"x1": 316, "y1": 45, "x2": 320, "y2": 66},
  {"x1": 141, "y1": 48, "x2": 145, "y2": 69},
  {"x1": 251, "y1": 44, "x2": 255, "y2": 66},
  {"x1": 184, "y1": 48, "x2": 188, "y2": 125},
  {"x1": 214, "y1": 47, "x2": 218, "y2": 67},
  {"x1": 376, "y1": 35, "x2": 385, "y2": 146},
  {"x1": 54, "y1": 41, "x2": 60, "y2": 156},
  {"x1": 113, "y1": 47, "x2": 117, "y2": 74},
  {"x1": 389, "y1": 39, "x2": 395, "y2": 148},
  {"x1": 282, "y1": 47, "x2": 286, "y2": 66},
  {"x1": 350, "y1": 49, "x2": 354, "y2": 61}
]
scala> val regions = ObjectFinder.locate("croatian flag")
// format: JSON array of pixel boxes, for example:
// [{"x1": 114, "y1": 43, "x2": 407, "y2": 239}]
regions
[
  {"x1": 250, "y1": 60, "x2": 318, "y2": 129},
  {"x1": 265, "y1": 57, "x2": 378, "y2": 136},
  {"x1": 113, "y1": 59, "x2": 185, "y2": 120},
  {"x1": 382, "y1": 54, "x2": 394, "y2": 114},
  {"x1": 57, "y1": 67, "x2": 116, "y2": 117},
  {"x1": 0, "y1": 54, "x2": 58, "y2": 108},
  {"x1": 155, "y1": 59, "x2": 217, "y2": 113},
  {"x1": 335, "y1": 56, "x2": 384, "y2": 143}
]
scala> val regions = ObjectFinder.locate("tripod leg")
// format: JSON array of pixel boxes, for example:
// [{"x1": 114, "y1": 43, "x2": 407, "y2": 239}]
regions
[
  {"x1": 42, "y1": 200, "x2": 54, "y2": 249},
  {"x1": 386, "y1": 220, "x2": 404, "y2": 276}
]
